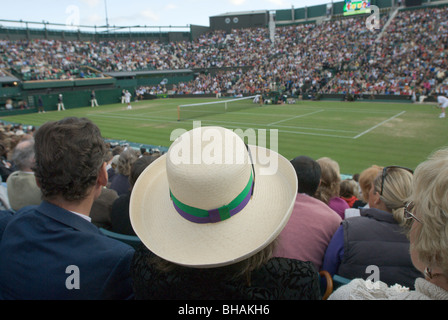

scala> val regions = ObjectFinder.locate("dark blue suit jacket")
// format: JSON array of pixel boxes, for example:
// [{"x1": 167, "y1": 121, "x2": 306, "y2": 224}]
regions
[
  {"x1": 0, "y1": 201, "x2": 135, "y2": 300},
  {"x1": 0, "y1": 209, "x2": 14, "y2": 240}
]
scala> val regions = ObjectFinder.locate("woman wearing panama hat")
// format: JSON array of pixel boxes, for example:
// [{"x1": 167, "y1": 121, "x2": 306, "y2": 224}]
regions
[{"x1": 129, "y1": 126, "x2": 321, "y2": 300}]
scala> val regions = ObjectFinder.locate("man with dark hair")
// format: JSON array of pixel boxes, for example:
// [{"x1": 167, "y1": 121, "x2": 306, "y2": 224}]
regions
[
  {"x1": 290, "y1": 155, "x2": 322, "y2": 196},
  {"x1": 273, "y1": 155, "x2": 342, "y2": 271},
  {"x1": 0, "y1": 117, "x2": 134, "y2": 300}
]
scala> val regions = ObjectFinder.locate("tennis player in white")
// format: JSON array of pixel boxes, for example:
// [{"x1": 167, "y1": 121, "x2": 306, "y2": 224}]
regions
[{"x1": 437, "y1": 95, "x2": 448, "y2": 118}]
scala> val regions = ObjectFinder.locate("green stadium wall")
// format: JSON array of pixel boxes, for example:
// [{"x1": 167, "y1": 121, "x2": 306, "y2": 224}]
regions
[
  {"x1": 0, "y1": 86, "x2": 135, "y2": 115},
  {"x1": 31, "y1": 87, "x2": 129, "y2": 111},
  {"x1": 0, "y1": 71, "x2": 196, "y2": 114}
]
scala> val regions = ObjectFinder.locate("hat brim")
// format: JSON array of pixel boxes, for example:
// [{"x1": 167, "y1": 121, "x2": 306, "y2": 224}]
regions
[{"x1": 130, "y1": 145, "x2": 297, "y2": 268}]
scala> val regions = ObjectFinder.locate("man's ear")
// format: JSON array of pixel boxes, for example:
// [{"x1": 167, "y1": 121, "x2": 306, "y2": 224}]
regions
[
  {"x1": 35, "y1": 176, "x2": 41, "y2": 188},
  {"x1": 97, "y1": 162, "x2": 108, "y2": 187}
]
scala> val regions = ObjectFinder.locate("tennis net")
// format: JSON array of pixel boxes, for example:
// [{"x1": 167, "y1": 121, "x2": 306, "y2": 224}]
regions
[{"x1": 177, "y1": 95, "x2": 261, "y2": 121}]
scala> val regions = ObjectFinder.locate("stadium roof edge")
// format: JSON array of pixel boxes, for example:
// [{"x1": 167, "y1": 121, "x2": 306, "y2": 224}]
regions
[
  {"x1": 210, "y1": 10, "x2": 270, "y2": 18},
  {"x1": 0, "y1": 76, "x2": 20, "y2": 83},
  {"x1": 105, "y1": 69, "x2": 193, "y2": 77}
]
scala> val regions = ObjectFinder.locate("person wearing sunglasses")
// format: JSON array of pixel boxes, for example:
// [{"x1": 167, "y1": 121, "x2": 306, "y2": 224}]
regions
[
  {"x1": 405, "y1": 149, "x2": 448, "y2": 298},
  {"x1": 322, "y1": 165, "x2": 421, "y2": 290},
  {"x1": 329, "y1": 149, "x2": 448, "y2": 300}
]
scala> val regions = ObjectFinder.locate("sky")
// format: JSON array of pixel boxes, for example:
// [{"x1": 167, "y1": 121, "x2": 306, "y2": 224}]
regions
[{"x1": 0, "y1": 0, "x2": 334, "y2": 31}]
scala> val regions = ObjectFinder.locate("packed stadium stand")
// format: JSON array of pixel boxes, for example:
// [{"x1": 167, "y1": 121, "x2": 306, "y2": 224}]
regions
[
  {"x1": 2, "y1": 1, "x2": 448, "y2": 302},
  {"x1": 0, "y1": 0, "x2": 447, "y2": 113}
]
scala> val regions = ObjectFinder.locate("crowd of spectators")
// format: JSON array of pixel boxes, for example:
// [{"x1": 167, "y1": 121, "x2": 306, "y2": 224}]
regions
[
  {"x1": 325, "y1": 7, "x2": 448, "y2": 96},
  {"x1": 0, "y1": 39, "x2": 105, "y2": 81},
  {"x1": 0, "y1": 6, "x2": 447, "y2": 97},
  {"x1": 0, "y1": 117, "x2": 447, "y2": 300},
  {"x1": 0, "y1": 120, "x2": 160, "y2": 209},
  {"x1": 0, "y1": 6, "x2": 447, "y2": 300}
]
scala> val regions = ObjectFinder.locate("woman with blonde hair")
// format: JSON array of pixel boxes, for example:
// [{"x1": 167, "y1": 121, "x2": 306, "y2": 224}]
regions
[
  {"x1": 406, "y1": 148, "x2": 448, "y2": 297},
  {"x1": 329, "y1": 149, "x2": 448, "y2": 299},
  {"x1": 344, "y1": 165, "x2": 383, "y2": 219},
  {"x1": 315, "y1": 157, "x2": 349, "y2": 219},
  {"x1": 322, "y1": 165, "x2": 421, "y2": 289},
  {"x1": 358, "y1": 165, "x2": 383, "y2": 205}
]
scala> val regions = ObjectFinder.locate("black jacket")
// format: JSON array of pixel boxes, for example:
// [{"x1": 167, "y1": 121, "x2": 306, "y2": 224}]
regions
[
  {"x1": 338, "y1": 208, "x2": 421, "y2": 289},
  {"x1": 131, "y1": 246, "x2": 321, "y2": 300}
]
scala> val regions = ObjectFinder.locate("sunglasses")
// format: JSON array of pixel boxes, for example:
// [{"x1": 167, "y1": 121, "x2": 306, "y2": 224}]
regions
[
  {"x1": 380, "y1": 166, "x2": 414, "y2": 196},
  {"x1": 403, "y1": 201, "x2": 422, "y2": 224}
]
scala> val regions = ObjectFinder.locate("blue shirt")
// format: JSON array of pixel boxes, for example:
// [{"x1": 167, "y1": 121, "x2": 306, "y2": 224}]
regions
[{"x1": 322, "y1": 225, "x2": 345, "y2": 276}]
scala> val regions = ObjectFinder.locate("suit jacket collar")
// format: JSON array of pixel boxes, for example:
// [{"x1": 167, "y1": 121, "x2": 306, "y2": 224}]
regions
[{"x1": 36, "y1": 201, "x2": 100, "y2": 234}]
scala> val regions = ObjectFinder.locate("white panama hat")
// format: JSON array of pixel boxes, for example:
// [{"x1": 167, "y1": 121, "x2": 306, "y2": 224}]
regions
[{"x1": 130, "y1": 126, "x2": 297, "y2": 268}]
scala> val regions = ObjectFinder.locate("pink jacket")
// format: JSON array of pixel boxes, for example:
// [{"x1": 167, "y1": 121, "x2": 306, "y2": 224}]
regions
[{"x1": 274, "y1": 193, "x2": 342, "y2": 271}]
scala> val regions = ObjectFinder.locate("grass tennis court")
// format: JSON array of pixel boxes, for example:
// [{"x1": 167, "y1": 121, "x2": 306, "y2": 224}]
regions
[{"x1": 1, "y1": 97, "x2": 446, "y2": 175}]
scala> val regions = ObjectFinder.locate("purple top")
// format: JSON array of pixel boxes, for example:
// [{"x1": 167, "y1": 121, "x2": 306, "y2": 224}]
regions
[
  {"x1": 321, "y1": 225, "x2": 345, "y2": 276},
  {"x1": 328, "y1": 197, "x2": 349, "y2": 220}
]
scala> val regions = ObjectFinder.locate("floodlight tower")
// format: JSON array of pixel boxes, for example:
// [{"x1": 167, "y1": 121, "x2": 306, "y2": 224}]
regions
[{"x1": 104, "y1": 0, "x2": 110, "y2": 31}]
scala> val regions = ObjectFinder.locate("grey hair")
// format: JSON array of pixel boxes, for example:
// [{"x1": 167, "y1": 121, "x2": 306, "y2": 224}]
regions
[
  {"x1": 410, "y1": 148, "x2": 448, "y2": 276},
  {"x1": 12, "y1": 138, "x2": 35, "y2": 171}
]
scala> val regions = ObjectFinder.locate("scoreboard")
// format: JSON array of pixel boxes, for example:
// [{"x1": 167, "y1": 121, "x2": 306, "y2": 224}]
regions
[{"x1": 343, "y1": 0, "x2": 371, "y2": 16}]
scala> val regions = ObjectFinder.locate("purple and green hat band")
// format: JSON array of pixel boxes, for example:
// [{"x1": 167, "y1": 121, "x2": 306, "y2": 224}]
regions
[{"x1": 170, "y1": 171, "x2": 254, "y2": 224}]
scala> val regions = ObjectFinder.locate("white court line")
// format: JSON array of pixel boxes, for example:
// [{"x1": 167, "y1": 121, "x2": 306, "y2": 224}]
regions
[
  {"x1": 198, "y1": 118, "x2": 357, "y2": 133},
  {"x1": 183, "y1": 121, "x2": 354, "y2": 139},
  {"x1": 90, "y1": 106, "x2": 405, "y2": 140},
  {"x1": 89, "y1": 113, "x2": 180, "y2": 124},
  {"x1": 90, "y1": 113, "x2": 355, "y2": 138},
  {"x1": 87, "y1": 108, "x2": 178, "y2": 117},
  {"x1": 267, "y1": 109, "x2": 325, "y2": 126},
  {"x1": 353, "y1": 111, "x2": 406, "y2": 139},
  {"x1": 90, "y1": 113, "x2": 357, "y2": 133}
]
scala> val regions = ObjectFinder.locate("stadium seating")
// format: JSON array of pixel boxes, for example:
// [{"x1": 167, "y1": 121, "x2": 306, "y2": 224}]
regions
[
  {"x1": 1, "y1": 5, "x2": 447, "y2": 98},
  {"x1": 333, "y1": 274, "x2": 352, "y2": 290},
  {"x1": 319, "y1": 270, "x2": 334, "y2": 300}
]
